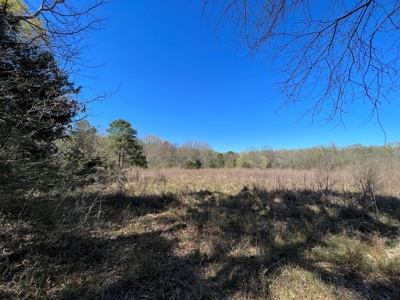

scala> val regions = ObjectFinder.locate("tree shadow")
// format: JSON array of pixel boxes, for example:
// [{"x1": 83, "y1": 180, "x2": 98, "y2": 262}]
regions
[
  {"x1": 100, "y1": 191, "x2": 175, "y2": 218},
  {"x1": 181, "y1": 186, "x2": 400, "y2": 298},
  {"x1": 1, "y1": 186, "x2": 399, "y2": 299}
]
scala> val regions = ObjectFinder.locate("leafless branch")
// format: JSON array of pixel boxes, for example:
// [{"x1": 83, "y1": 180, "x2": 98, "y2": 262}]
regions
[{"x1": 204, "y1": 0, "x2": 400, "y2": 126}]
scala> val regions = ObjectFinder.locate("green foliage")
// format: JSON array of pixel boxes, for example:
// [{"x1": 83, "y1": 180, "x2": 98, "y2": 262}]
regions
[
  {"x1": 184, "y1": 159, "x2": 202, "y2": 169},
  {"x1": 260, "y1": 156, "x2": 269, "y2": 168},
  {"x1": 207, "y1": 161, "x2": 216, "y2": 168},
  {"x1": 240, "y1": 161, "x2": 252, "y2": 168},
  {"x1": 233, "y1": 158, "x2": 238, "y2": 167},
  {"x1": 216, "y1": 153, "x2": 226, "y2": 167},
  {"x1": 59, "y1": 119, "x2": 105, "y2": 181},
  {"x1": 106, "y1": 119, "x2": 147, "y2": 168}
]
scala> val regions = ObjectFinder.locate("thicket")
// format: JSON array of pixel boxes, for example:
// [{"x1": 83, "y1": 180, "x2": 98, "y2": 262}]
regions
[{"x1": 0, "y1": 1, "x2": 84, "y2": 197}]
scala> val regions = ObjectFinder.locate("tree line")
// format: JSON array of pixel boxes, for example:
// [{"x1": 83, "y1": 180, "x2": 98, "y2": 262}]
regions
[
  {"x1": 140, "y1": 136, "x2": 400, "y2": 170},
  {"x1": 67, "y1": 118, "x2": 400, "y2": 170}
]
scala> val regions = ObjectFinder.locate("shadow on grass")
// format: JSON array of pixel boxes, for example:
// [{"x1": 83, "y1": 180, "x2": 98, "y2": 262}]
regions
[
  {"x1": 1, "y1": 186, "x2": 399, "y2": 299},
  {"x1": 180, "y1": 187, "x2": 400, "y2": 299},
  {"x1": 99, "y1": 191, "x2": 176, "y2": 220}
]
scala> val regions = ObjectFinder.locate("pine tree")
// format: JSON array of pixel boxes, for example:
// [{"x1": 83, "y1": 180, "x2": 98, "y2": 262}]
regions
[{"x1": 106, "y1": 119, "x2": 147, "y2": 168}]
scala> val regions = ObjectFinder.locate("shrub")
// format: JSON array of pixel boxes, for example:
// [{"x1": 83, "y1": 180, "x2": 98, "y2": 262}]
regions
[
  {"x1": 314, "y1": 158, "x2": 336, "y2": 192},
  {"x1": 184, "y1": 159, "x2": 202, "y2": 169},
  {"x1": 352, "y1": 160, "x2": 384, "y2": 213}
]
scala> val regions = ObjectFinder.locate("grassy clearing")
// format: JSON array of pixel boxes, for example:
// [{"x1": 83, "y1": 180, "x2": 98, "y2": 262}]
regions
[{"x1": 1, "y1": 167, "x2": 400, "y2": 299}]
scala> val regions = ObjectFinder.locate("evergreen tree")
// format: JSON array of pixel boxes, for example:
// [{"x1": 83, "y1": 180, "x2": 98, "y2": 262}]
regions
[
  {"x1": 59, "y1": 119, "x2": 104, "y2": 179},
  {"x1": 0, "y1": 2, "x2": 83, "y2": 193},
  {"x1": 106, "y1": 119, "x2": 147, "y2": 168}
]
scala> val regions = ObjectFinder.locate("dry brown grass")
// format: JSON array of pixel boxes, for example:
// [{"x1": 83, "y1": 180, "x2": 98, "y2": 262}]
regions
[
  {"x1": 103, "y1": 166, "x2": 400, "y2": 198},
  {"x1": 1, "y1": 167, "x2": 400, "y2": 299},
  {"x1": 269, "y1": 265, "x2": 337, "y2": 300}
]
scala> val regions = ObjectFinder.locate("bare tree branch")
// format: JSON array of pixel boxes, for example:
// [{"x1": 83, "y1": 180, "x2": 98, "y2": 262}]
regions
[
  {"x1": 7, "y1": 0, "x2": 114, "y2": 70},
  {"x1": 204, "y1": 0, "x2": 400, "y2": 127}
]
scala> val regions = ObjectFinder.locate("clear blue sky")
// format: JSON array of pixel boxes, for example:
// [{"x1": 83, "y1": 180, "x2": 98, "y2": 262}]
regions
[{"x1": 71, "y1": 0, "x2": 399, "y2": 153}]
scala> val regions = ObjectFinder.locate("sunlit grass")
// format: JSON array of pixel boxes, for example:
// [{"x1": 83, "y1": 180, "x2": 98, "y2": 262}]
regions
[{"x1": 269, "y1": 266, "x2": 337, "y2": 300}]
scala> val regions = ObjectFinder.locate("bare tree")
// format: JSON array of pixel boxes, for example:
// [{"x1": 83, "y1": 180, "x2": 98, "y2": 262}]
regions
[
  {"x1": 177, "y1": 140, "x2": 215, "y2": 168},
  {"x1": 7, "y1": 0, "x2": 113, "y2": 71},
  {"x1": 141, "y1": 134, "x2": 164, "y2": 167},
  {"x1": 203, "y1": 0, "x2": 400, "y2": 128}
]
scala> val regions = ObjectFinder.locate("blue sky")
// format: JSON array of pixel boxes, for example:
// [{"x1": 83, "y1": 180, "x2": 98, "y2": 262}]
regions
[{"x1": 67, "y1": 0, "x2": 399, "y2": 152}]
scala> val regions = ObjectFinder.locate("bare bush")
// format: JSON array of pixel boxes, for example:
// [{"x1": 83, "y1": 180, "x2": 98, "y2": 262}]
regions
[
  {"x1": 314, "y1": 158, "x2": 336, "y2": 193},
  {"x1": 352, "y1": 161, "x2": 384, "y2": 212}
]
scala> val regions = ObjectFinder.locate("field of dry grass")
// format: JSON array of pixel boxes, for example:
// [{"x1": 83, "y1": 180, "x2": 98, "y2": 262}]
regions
[{"x1": 1, "y1": 167, "x2": 400, "y2": 299}]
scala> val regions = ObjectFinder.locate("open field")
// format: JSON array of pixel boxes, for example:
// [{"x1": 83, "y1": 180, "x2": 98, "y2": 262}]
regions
[{"x1": 1, "y1": 167, "x2": 400, "y2": 299}]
